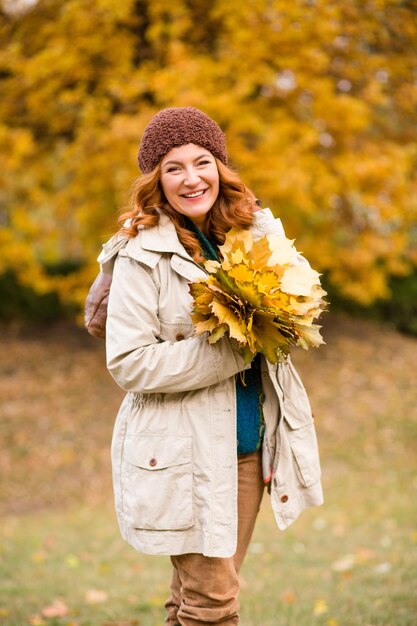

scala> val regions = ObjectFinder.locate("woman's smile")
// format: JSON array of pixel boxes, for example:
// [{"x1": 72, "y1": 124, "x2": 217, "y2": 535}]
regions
[{"x1": 182, "y1": 189, "x2": 207, "y2": 199}]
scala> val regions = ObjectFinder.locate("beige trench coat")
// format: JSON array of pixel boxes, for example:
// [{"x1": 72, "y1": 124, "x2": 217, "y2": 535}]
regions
[{"x1": 100, "y1": 209, "x2": 323, "y2": 557}]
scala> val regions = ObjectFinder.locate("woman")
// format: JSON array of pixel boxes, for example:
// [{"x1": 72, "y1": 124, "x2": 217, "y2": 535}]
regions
[{"x1": 99, "y1": 107, "x2": 323, "y2": 625}]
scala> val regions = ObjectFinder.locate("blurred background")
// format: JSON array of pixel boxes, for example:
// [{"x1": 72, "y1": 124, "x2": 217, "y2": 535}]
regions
[
  {"x1": 1, "y1": 1, "x2": 416, "y2": 625},
  {"x1": 0, "y1": 0, "x2": 416, "y2": 330}
]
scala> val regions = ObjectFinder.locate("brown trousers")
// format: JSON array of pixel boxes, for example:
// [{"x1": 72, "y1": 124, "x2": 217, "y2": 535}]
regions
[{"x1": 164, "y1": 450, "x2": 265, "y2": 626}]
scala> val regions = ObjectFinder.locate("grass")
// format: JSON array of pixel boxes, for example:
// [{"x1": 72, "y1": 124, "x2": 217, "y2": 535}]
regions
[{"x1": 1, "y1": 314, "x2": 416, "y2": 626}]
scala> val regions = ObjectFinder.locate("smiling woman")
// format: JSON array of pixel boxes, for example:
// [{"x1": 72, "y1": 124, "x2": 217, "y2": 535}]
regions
[
  {"x1": 118, "y1": 108, "x2": 255, "y2": 265},
  {"x1": 97, "y1": 106, "x2": 323, "y2": 626},
  {"x1": 160, "y1": 144, "x2": 220, "y2": 229}
]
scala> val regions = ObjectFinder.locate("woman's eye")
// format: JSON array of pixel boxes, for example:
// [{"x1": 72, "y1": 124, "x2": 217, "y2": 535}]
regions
[
  {"x1": 167, "y1": 166, "x2": 180, "y2": 173},
  {"x1": 198, "y1": 160, "x2": 210, "y2": 166}
]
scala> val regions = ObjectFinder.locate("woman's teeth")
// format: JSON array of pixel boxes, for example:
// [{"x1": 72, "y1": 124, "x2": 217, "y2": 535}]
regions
[{"x1": 183, "y1": 190, "x2": 205, "y2": 198}]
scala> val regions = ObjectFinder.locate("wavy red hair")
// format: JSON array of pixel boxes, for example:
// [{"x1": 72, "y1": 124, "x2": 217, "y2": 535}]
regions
[{"x1": 118, "y1": 159, "x2": 257, "y2": 263}]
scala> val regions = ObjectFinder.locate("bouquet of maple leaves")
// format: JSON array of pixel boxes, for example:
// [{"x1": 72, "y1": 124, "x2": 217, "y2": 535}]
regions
[{"x1": 189, "y1": 228, "x2": 327, "y2": 364}]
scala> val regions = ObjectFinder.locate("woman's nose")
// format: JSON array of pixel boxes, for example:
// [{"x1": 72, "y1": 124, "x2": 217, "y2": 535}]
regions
[{"x1": 183, "y1": 168, "x2": 200, "y2": 186}]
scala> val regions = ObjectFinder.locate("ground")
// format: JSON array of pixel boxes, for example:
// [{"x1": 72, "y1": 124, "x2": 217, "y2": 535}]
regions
[{"x1": 0, "y1": 314, "x2": 416, "y2": 626}]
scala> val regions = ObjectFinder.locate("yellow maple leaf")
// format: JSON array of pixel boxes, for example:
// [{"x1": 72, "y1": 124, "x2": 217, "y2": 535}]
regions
[
  {"x1": 252, "y1": 312, "x2": 291, "y2": 363},
  {"x1": 230, "y1": 248, "x2": 244, "y2": 265},
  {"x1": 207, "y1": 323, "x2": 228, "y2": 343},
  {"x1": 235, "y1": 281, "x2": 263, "y2": 307},
  {"x1": 213, "y1": 269, "x2": 244, "y2": 298},
  {"x1": 194, "y1": 317, "x2": 219, "y2": 334},
  {"x1": 261, "y1": 291, "x2": 292, "y2": 311},
  {"x1": 204, "y1": 260, "x2": 221, "y2": 273},
  {"x1": 254, "y1": 269, "x2": 282, "y2": 293},
  {"x1": 288, "y1": 297, "x2": 318, "y2": 316},
  {"x1": 228, "y1": 263, "x2": 254, "y2": 283},
  {"x1": 281, "y1": 264, "x2": 321, "y2": 296},
  {"x1": 248, "y1": 237, "x2": 274, "y2": 270},
  {"x1": 295, "y1": 323, "x2": 325, "y2": 349},
  {"x1": 267, "y1": 235, "x2": 298, "y2": 266},
  {"x1": 220, "y1": 227, "x2": 253, "y2": 255},
  {"x1": 210, "y1": 300, "x2": 247, "y2": 343}
]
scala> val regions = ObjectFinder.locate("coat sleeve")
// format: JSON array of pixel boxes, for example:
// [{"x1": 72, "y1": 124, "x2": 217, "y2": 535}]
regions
[{"x1": 105, "y1": 254, "x2": 249, "y2": 394}]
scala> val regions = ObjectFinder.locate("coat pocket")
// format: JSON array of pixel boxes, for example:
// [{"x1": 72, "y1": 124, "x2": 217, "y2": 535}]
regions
[
  {"x1": 284, "y1": 423, "x2": 321, "y2": 488},
  {"x1": 122, "y1": 434, "x2": 193, "y2": 531},
  {"x1": 159, "y1": 319, "x2": 195, "y2": 343}
]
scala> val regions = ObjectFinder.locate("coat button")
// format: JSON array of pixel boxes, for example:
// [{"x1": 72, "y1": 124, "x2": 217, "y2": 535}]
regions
[
  {"x1": 149, "y1": 457, "x2": 157, "y2": 467},
  {"x1": 280, "y1": 494, "x2": 289, "y2": 503},
  {"x1": 175, "y1": 333, "x2": 185, "y2": 341}
]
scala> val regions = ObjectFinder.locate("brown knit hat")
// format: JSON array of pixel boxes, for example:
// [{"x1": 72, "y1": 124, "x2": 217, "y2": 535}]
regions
[{"x1": 137, "y1": 107, "x2": 228, "y2": 173}]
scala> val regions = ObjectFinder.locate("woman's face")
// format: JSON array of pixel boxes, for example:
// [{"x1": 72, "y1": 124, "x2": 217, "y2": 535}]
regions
[{"x1": 160, "y1": 143, "x2": 220, "y2": 230}]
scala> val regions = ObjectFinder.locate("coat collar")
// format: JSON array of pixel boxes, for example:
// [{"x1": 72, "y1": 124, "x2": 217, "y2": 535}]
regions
[
  {"x1": 140, "y1": 212, "x2": 192, "y2": 259},
  {"x1": 124, "y1": 212, "x2": 207, "y2": 281}
]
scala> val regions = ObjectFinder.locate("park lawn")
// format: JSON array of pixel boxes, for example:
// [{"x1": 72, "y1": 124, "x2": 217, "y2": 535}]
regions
[{"x1": 0, "y1": 314, "x2": 416, "y2": 626}]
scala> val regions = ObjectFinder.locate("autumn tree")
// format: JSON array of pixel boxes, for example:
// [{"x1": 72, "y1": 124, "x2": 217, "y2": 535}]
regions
[{"x1": 0, "y1": 0, "x2": 416, "y2": 314}]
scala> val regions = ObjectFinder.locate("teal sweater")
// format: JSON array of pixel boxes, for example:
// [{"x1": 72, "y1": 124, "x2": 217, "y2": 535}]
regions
[{"x1": 185, "y1": 218, "x2": 264, "y2": 454}]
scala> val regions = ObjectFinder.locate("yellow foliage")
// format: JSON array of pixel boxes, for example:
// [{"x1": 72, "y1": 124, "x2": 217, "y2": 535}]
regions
[
  {"x1": 0, "y1": 0, "x2": 416, "y2": 311},
  {"x1": 190, "y1": 229, "x2": 327, "y2": 363}
]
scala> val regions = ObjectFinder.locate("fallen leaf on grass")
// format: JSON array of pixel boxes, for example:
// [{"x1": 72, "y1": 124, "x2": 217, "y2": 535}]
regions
[
  {"x1": 31, "y1": 551, "x2": 46, "y2": 563},
  {"x1": 130, "y1": 562, "x2": 142, "y2": 573},
  {"x1": 65, "y1": 554, "x2": 80, "y2": 569},
  {"x1": 313, "y1": 599, "x2": 329, "y2": 615},
  {"x1": 85, "y1": 588, "x2": 108, "y2": 604},
  {"x1": 42, "y1": 535, "x2": 56, "y2": 550},
  {"x1": 355, "y1": 547, "x2": 375, "y2": 562},
  {"x1": 0, "y1": 608, "x2": 10, "y2": 617},
  {"x1": 281, "y1": 590, "x2": 297, "y2": 604},
  {"x1": 331, "y1": 554, "x2": 355, "y2": 572},
  {"x1": 41, "y1": 599, "x2": 69, "y2": 618},
  {"x1": 374, "y1": 562, "x2": 392, "y2": 574}
]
